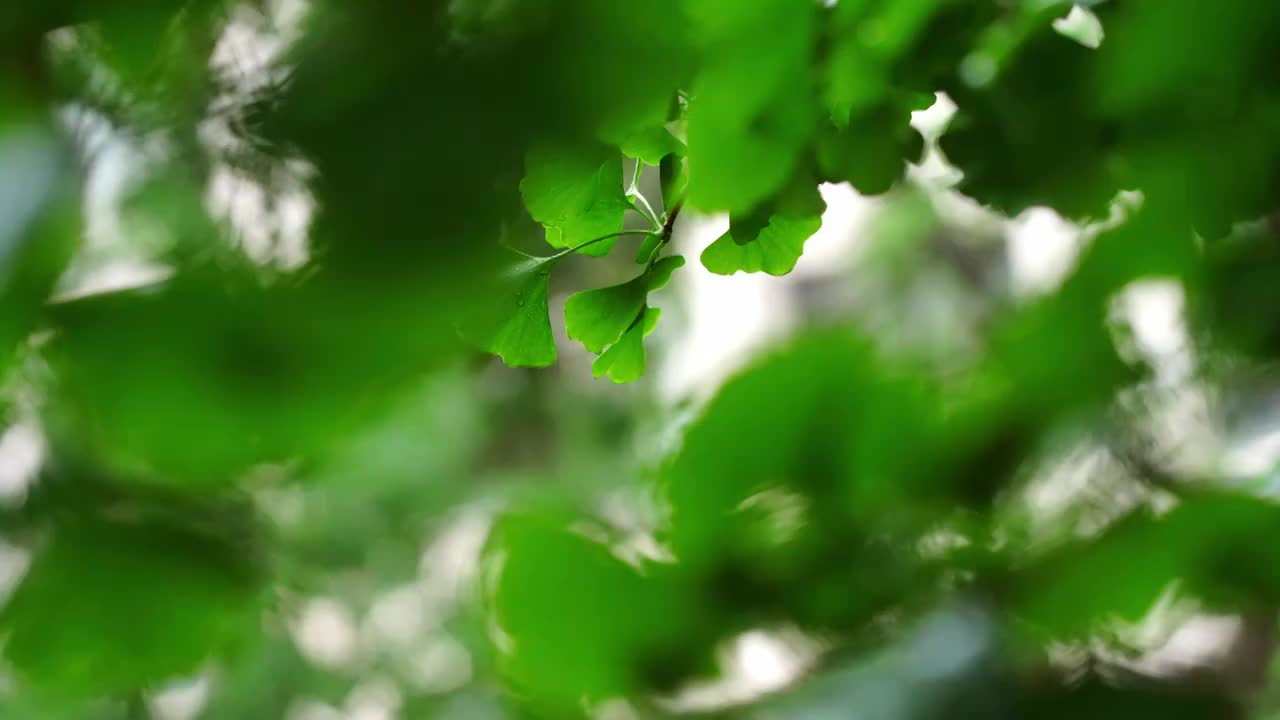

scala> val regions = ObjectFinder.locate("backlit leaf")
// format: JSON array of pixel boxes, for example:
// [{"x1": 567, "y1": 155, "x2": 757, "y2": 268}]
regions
[
  {"x1": 457, "y1": 258, "x2": 557, "y2": 367},
  {"x1": 592, "y1": 307, "x2": 662, "y2": 384},
  {"x1": 521, "y1": 142, "x2": 631, "y2": 257},
  {"x1": 701, "y1": 195, "x2": 826, "y2": 276}
]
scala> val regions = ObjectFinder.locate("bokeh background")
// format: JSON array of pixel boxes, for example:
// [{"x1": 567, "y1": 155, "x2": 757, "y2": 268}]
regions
[{"x1": 3, "y1": 1, "x2": 1280, "y2": 718}]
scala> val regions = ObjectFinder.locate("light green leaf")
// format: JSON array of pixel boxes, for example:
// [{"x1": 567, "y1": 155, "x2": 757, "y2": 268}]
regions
[
  {"x1": 521, "y1": 142, "x2": 631, "y2": 257},
  {"x1": 645, "y1": 254, "x2": 686, "y2": 290},
  {"x1": 565, "y1": 256, "x2": 684, "y2": 355},
  {"x1": 457, "y1": 258, "x2": 557, "y2": 367},
  {"x1": 701, "y1": 189, "x2": 826, "y2": 276},
  {"x1": 592, "y1": 307, "x2": 662, "y2": 384},
  {"x1": 564, "y1": 276, "x2": 648, "y2": 354},
  {"x1": 634, "y1": 232, "x2": 663, "y2": 264},
  {"x1": 619, "y1": 125, "x2": 684, "y2": 166},
  {"x1": 565, "y1": 255, "x2": 683, "y2": 383},
  {"x1": 684, "y1": 0, "x2": 817, "y2": 212}
]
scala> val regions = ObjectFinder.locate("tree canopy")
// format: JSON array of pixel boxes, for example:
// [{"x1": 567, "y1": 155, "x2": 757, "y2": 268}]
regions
[{"x1": 2, "y1": 0, "x2": 1280, "y2": 718}]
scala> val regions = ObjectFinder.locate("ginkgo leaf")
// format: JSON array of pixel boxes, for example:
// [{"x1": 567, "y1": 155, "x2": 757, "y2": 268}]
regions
[
  {"x1": 702, "y1": 214, "x2": 823, "y2": 276},
  {"x1": 701, "y1": 185, "x2": 826, "y2": 276},
  {"x1": 564, "y1": 275, "x2": 648, "y2": 354},
  {"x1": 634, "y1": 233, "x2": 663, "y2": 264},
  {"x1": 645, "y1": 255, "x2": 686, "y2": 291},
  {"x1": 521, "y1": 142, "x2": 631, "y2": 257},
  {"x1": 456, "y1": 258, "x2": 557, "y2": 367},
  {"x1": 565, "y1": 256, "x2": 684, "y2": 354},
  {"x1": 593, "y1": 307, "x2": 662, "y2": 383},
  {"x1": 619, "y1": 125, "x2": 684, "y2": 166}
]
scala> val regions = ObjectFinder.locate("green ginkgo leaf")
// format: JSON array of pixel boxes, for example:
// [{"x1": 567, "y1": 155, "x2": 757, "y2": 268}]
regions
[
  {"x1": 645, "y1": 254, "x2": 686, "y2": 291},
  {"x1": 593, "y1": 307, "x2": 662, "y2": 383},
  {"x1": 635, "y1": 232, "x2": 663, "y2": 264},
  {"x1": 568, "y1": 274, "x2": 650, "y2": 353},
  {"x1": 701, "y1": 189, "x2": 825, "y2": 276},
  {"x1": 457, "y1": 258, "x2": 557, "y2": 367},
  {"x1": 521, "y1": 142, "x2": 631, "y2": 257},
  {"x1": 619, "y1": 125, "x2": 685, "y2": 166},
  {"x1": 565, "y1": 256, "x2": 684, "y2": 354},
  {"x1": 565, "y1": 276, "x2": 648, "y2": 354}
]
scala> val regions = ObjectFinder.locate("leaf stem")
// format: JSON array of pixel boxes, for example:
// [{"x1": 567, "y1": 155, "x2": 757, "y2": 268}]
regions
[
  {"x1": 499, "y1": 240, "x2": 540, "y2": 260},
  {"x1": 626, "y1": 162, "x2": 663, "y2": 231},
  {"x1": 547, "y1": 229, "x2": 659, "y2": 262},
  {"x1": 629, "y1": 159, "x2": 643, "y2": 193},
  {"x1": 632, "y1": 193, "x2": 662, "y2": 231}
]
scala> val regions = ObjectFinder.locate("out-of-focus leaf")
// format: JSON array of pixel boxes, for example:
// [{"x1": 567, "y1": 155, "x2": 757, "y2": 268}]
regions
[
  {"x1": 1013, "y1": 493, "x2": 1280, "y2": 639},
  {"x1": 548, "y1": 0, "x2": 692, "y2": 148},
  {"x1": 941, "y1": 26, "x2": 1122, "y2": 219},
  {"x1": 1, "y1": 516, "x2": 263, "y2": 698},
  {"x1": 0, "y1": 118, "x2": 79, "y2": 370},
  {"x1": 484, "y1": 510, "x2": 700, "y2": 713},
  {"x1": 684, "y1": 0, "x2": 817, "y2": 212},
  {"x1": 817, "y1": 107, "x2": 924, "y2": 196},
  {"x1": 1093, "y1": 0, "x2": 1280, "y2": 120},
  {"x1": 46, "y1": 268, "x2": 461, "y2": 485},
  {"x1": 663, "y1": 331, "x2": 938, "y2": 571},
  {"x1": 1192, "y1": 224, "x2": 1280, "y2": 357}
]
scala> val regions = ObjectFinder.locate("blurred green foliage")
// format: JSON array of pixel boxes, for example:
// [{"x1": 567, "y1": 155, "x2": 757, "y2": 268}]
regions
[{"x1": 2, "y1": 0, "x2": 1280, "y2": 718}]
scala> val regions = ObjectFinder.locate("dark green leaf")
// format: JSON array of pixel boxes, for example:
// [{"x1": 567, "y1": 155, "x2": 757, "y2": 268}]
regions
[{"x1": 684, "y1": 0, "x2": 818, "y2": 212}]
